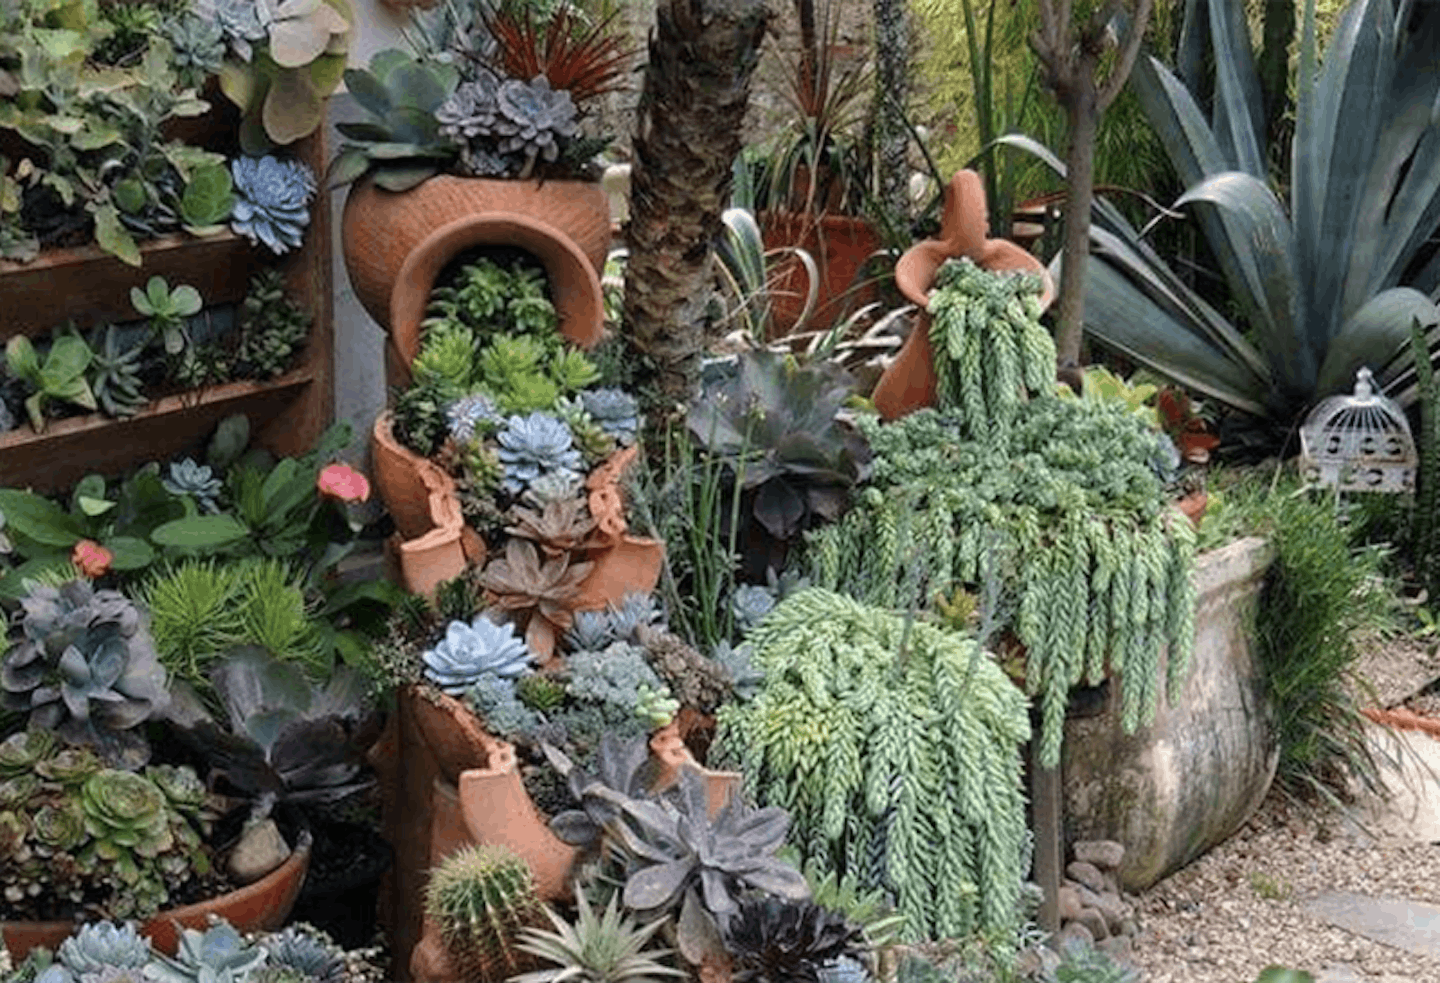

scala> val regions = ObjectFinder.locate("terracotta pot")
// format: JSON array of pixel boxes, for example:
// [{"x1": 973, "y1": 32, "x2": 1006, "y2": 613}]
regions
[
  {"x1": 1176, "y1": 489, "x2": 1209, "y2": 527},
  {"x1": 871, "y1": 170, "x2": 1057, "y2": 421},
  {"x1": 373, "y1": 687, "x2": 738, "y2": 982},
  {"x1": 760, "y1": 212, "x2": 883, "y2": 338},
  {"x1": 341, "y1": 176, "x2": 609, "y2": 356},
  {"x1": 1, "y1": 830, "x2": 312, "y2": 959},
  {"x1": 1362, "y1": 706, "x2": 1440, "y2": 738},
  {"x1": 370, "y1": 411, "x2": 486, "y2": 598},
  {"x1": 408, "y1": 704, "x2": 739, "y2": 983}
]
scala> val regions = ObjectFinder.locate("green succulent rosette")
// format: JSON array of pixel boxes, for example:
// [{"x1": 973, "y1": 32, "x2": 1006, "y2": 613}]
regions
[
  {"x1": 32, "y1": 799, "x2": 87, "y2": 853},
  {"x1": 0, "y1": 730, "x2": 56, "y2": 777},
  {"x1": 145, "y1": 764, "x2": 207, "y2": 813},
  {"x1": 0, "y1": 774, "x2": 39, "y2": 809},
  {"x1": 81, "y1": 770, "x2": 174, "y2": 868},
  {"x1": 35, "y1": 747, "x2": 106, "y2": 786}
]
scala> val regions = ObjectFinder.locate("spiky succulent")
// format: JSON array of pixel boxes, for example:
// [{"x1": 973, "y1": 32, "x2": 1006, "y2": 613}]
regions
[
  {"x1": 230, "y1": 155, "x2": 317, "y2": 255},
  {"x1": 57, "y1": 921, "x2": 153, "y2": 975},
  {"x1": 579, "y1": 389, "x2": 640, "y2": 447},
  {"x1": 725, "y1": 897, "x2": 866, "y2": 983},
  {"x1": 447, "y1": 393, "x2": 502, "y2": 443},
  {"x1": 0, "y1": 580, "x2": 169, "y2": 768},
  {"x1": 163, "y1": 14, "x2": 227, "y2": 87},
  {"x1": 425, "y1": 844, "x2": 546, "y2": 983},
  {"x1": 496, "y1": 412, "x2": 584, "y2": 497},
  {"x1": 87, "y1": 325, "x2": 149, "y2": 419},
  {"x1": 421, "y1": 614, "x2": 533, "y2": 695},
  {"x1": 511, "y1": 891, "x2": 684, "y2": 983},
  {"x1": 162, "y1": 459, "x2": 224, "y2": 513},
  {"x1": 146, "y1": 919, "x2": 268, "y2": 983}
]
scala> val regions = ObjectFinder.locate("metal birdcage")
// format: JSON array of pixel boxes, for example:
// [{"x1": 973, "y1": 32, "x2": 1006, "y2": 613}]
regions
[{"x1": 1299, "y1": 367, "x2": 1417, "y2": 493}]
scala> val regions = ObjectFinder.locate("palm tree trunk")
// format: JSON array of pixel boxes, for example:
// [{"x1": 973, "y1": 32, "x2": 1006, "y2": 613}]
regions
[
  {"x1": 622, "y1": 0, "x2": 772, "y2": 410},
  {"x1": 872, "y1": 0, "x2": 911, "y2": 229}
]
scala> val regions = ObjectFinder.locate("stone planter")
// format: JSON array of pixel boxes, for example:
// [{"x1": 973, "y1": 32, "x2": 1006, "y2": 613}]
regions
[{"x1": 1062, "y1": 536, "x2": 1278, "y2": 891}]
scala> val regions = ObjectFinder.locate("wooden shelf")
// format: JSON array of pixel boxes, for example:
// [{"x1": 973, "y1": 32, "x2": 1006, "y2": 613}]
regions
[
  {"x1": 0, "y1": 371, "x2": 316, "y2": 493},
  {"x1": 0, "y1": 128, "x2": 334, "y2": 490}
]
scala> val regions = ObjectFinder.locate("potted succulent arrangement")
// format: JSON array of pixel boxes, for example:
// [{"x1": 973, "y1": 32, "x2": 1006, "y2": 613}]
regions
[
  {"x1": 0, "y1": 419, "x2": 402, "y2": 958},
  {"x1": 331, "y1": 0, "x2": 632, "y2": 355},
  {"x1": 0, "y1": 0, "x2": 342, "y2": 490}
]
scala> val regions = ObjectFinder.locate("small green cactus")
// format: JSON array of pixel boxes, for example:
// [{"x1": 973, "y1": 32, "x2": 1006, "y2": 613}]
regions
[{"x1": 426, "y1": 844, "x2": 546, "y2": 982}]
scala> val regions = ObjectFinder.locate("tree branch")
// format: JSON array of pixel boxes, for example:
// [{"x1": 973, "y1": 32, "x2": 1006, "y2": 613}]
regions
[{"x1": 1098, "y1": 0, "x2": 1154, "y2": 110}]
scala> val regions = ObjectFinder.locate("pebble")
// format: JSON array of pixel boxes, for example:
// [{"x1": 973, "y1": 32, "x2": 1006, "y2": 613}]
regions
[{"x1": 227, "y1": 818, "x2": 291, "y2": 884}]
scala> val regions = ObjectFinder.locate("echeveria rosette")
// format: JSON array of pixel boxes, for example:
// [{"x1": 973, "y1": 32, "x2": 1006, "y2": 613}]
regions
[
  {"x1": 57, "y1": 921, "x2": 153, "y2": 975},
  {"x1": 230, "y1": 155, "x2": 317, "y2": 255},
  {"x1": 493, "y1": 76, "x2": 578, "y2": 174},
  {"x1": 162, "y1": 458, "x2": 224, "y2": 513},
  {"x1": 580, "y1": 388, "x2": 640, "y2": 447},
  {"x1": 447, "y1": 393, "x2": 502, "y2": 444},
  {"x1": 495, "y1": 412, "x2": 584, "y2": 497},
  {"x1": 422, "y1": 615, "x2": 534, "y2": 695}
]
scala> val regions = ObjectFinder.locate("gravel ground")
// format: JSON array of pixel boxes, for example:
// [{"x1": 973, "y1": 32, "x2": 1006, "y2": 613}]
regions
[{"x1": 1127, "y1": 636, "x2": 1440, "y2": 983}]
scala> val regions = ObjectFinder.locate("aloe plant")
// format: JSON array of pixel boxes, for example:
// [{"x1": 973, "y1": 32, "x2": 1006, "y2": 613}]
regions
[{"x1": 1025, "y1": 0, "x2": 1440, "y2": 429}]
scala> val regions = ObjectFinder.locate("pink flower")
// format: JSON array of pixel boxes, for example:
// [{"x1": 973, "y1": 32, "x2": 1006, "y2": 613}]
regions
[
  {"x1": 317, "y1": 462, "x2": 371, "y2": 503},
  {"x1": 72, "y1": 540, "x2": 113, "y2": 578}
]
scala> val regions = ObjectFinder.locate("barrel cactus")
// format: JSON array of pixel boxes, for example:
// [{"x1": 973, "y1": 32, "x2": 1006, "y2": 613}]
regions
[
  {"x1": 0, "y1": 580, "x2": 169, "y2": 768},
  {"x1": 425, "y1": 843, "x2": 546, "y2": 982}
]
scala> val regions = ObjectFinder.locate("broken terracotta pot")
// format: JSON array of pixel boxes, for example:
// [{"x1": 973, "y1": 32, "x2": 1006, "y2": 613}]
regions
[
  {"x1": 871, "y1": 170, "x2": 1057, "y2": 421},
  {"x1": 372, "y1": 687, "x2": 739, "y2": 983}
]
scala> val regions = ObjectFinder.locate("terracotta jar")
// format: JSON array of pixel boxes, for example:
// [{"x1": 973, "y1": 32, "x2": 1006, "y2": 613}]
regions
[
  {"x1": 340, "y1": 176, "x2": 610, "y2": 388},
  {"x1": 871, "y1": 170, "x2": 1057, "y2": 420}
]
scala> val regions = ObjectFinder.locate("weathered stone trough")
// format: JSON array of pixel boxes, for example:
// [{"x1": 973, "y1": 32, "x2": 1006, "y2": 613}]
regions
[{"x1": 1063, "y1": 535, "x2": 1277, "y2": 891}]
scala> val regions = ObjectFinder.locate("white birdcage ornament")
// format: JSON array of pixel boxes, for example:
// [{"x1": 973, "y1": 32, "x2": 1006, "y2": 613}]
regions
[{"x1": 1299, "y1": 367, "x2": 1417, "y2": 493}]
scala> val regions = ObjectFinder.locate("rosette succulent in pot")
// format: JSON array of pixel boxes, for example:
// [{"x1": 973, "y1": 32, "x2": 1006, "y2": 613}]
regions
[
  {"x1": 421, "y1": 614, "x2": 534, "y2": 695},
  {"x1": 496, "y1": 412, "x2": 585, "y2": 498},
  {"x1": 164, "y1": 646, "x2": 379, "y2": 816},
  {"x1": 0, "y1": 580, "x2": 169, "y2": 769},
  {"x1": 230, "y1": 155, "x2": 317, "y2": 254},
  {"x1": 328, "y1": 49, "x2": 461, "y2": 192}
]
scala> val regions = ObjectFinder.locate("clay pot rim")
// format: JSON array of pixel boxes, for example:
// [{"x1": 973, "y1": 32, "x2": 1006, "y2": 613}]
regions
[
  {"x1": 388, "y1": 210, "x2": 605, "y2": 374},
  {"x1": 0, "y1": 830, "x2": 312, "y2": 957},
  {"x1": 371, "y1": 410, "x2": 466, "y2": 553}
]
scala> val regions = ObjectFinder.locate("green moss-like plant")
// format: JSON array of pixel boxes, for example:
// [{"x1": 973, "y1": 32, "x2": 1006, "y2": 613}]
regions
[
  {"x1": 425, "y1": 843, "x2": 547, "y2": 982},
  {"x1": 714, "y1": 588, "x2": 1032, "y2": 944}
]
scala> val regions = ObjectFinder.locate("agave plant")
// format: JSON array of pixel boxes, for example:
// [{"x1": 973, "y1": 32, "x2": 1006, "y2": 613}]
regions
[
  {"x1": 1023, "y1": 0, "x2": 1440, "y2": 431},
  {"x1": 512, "y1": 890, "x2": 685, "y2": 983},
  {"x1": 608, "y1": 768, "x2": 810, "y2": 963},
  {"x1": 328, "y1": 49, "x2": 461, "y2": 191},
  {"x1": 0, "y1": 580, "x2": 169, "y2": 768}
]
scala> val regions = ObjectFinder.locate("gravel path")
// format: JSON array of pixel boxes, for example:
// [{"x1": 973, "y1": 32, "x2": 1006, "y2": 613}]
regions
[{"x1": 1128, "y1": 768, "x2": 1440, "y2": 982}]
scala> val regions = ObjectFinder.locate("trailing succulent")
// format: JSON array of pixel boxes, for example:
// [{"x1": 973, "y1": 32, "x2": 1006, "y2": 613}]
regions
[
  {"x1": 0, "y1": 730, "x2": 212, "y2": 921},
  {"x1": 0, "y1": 580, "x2": 170, "y2": 768},
  {"x1": 229, "y1": 156, "x2": 317, "y2": 256}
]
